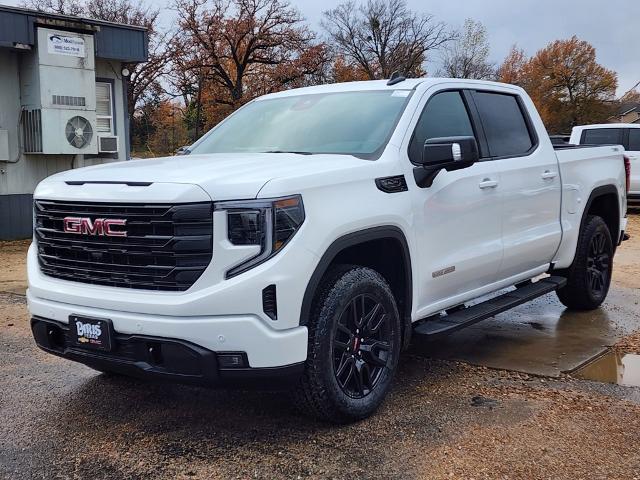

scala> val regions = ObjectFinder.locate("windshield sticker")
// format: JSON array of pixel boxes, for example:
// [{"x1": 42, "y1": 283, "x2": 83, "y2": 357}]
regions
[{"x1": 391, "y1": 90, "x2": 410, "y2": 97}]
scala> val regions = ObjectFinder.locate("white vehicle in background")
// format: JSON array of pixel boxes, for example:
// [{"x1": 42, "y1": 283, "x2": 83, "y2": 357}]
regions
[
  {"x1": 28, "y1": 78, "x2": 629, "y2": 423},
  {"x1": 570, "y1": 124, "x2": 639, "y2": 206}
]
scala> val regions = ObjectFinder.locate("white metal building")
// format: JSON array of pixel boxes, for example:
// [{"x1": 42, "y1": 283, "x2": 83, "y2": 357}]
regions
[{"x1": 0, "y1": 5, "x2": 148, "y2": 239}]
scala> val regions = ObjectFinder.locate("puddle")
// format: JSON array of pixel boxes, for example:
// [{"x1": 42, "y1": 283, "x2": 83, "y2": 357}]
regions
[{"x1": 573, "y1": 351, "x2": 640, "y2": 387}]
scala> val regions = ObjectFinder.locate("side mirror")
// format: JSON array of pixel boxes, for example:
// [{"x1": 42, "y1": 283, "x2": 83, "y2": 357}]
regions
[
  {"x1": 175, "y1": 145, "x2": 191, "y2": 156},
  {"x1": 414, "y1": 136, "x2": 479, "y2": 188},
  {"x1": 421, "y1": 136, "x2": 479, "y2": 169}
]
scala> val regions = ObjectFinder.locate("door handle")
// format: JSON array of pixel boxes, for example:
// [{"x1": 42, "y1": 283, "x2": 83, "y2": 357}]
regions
[
  {"x1": 479, "y1": 178, "x2": 498, "y2": 189},
  {"x1": 541, "y1": 170, "x2": 557, "y2": 180}
]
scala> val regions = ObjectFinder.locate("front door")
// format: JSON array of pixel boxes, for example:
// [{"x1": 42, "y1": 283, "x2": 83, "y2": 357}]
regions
[{"x1": 405, "y1": 88, "x2": 503, "y2": 317}]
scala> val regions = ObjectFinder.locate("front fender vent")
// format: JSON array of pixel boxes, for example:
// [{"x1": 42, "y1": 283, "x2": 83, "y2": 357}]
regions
[
  {"x1": 262, "y1": 284, "x2": 278, "y2": 320},
  {"x1": 375, "y1": 175, "x2": 408, "y2": 193}
]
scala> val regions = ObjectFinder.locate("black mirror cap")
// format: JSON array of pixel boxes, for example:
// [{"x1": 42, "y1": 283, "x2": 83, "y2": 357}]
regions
[
  {"x1": 414, "y1": 136, "x2": 479, "y2": 189},
  {"x1": 175, "y1": 146, "x2": 192, "y2": 156},
  {"x1": 420, "y1": 136, "x2": 479, "y2": 169}
]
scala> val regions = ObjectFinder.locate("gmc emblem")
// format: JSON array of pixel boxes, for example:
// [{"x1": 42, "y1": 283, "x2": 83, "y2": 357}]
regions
[{"x1": 63, "y1": 217, "x2": 127, "y2": 237}]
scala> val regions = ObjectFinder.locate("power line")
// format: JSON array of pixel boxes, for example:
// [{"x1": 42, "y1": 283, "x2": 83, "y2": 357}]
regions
[{"x1": 621, "y1": 80, "x2": 640, "y2": 99}]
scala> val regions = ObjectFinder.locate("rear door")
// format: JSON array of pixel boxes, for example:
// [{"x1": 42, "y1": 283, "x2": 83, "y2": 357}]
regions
[
  {"x1": 625, "y1": 129, "x2": 640, "y2": 194},
  {"x1": 470, "y1": 90, "x2": 562, "y2": 280}
]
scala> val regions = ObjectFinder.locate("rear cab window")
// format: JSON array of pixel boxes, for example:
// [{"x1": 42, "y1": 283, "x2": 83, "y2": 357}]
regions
[
  {"x1": 580, "y1": 128, "x2": 623, "y2": 146},
  {"x1": 627, "y1": 129, "x2": 640, "y2": 151}
]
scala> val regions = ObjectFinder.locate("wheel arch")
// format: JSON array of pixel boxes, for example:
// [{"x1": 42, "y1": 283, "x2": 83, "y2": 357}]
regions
[
  {"x1": 581, "y1": 184, "x2": 621, "y2": 249},
  {"x1": 300, "y1": 226, "x2": 413, "y2": 349}
]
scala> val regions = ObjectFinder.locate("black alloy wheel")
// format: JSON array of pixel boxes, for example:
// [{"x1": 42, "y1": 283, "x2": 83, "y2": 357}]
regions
[
  {"x1": 332, "y1": 294, "x2": 392, "y2": 399},
  {"x1": 556, "y1": 215, "x2": 613, "y2": 310},
  {"x1": 586, "y1": 230, "x2": 610, "y2": 298},
  {"x1": 292, "y1": 265, "x2": 401, "y2": 423}
]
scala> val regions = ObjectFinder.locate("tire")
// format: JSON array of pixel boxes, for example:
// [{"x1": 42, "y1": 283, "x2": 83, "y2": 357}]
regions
[
  {"x1": 292, "y1": 265, "x2": 402, "y2": 423},
  {"x1": 556, "y1": 215, "x2": 613, "y2": 310}
]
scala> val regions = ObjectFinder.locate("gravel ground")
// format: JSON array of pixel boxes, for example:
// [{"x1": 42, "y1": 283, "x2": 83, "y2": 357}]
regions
[
  {"x1": 1, "y1": 216, "x2": 640, "y2": 479},
  {"x1": 0, "y1": 240, "x2": 29, "y2": 295}
]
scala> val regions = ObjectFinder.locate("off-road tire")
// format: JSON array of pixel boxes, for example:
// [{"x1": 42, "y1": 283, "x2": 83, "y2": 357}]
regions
[
  {"x1": 556, "y1": 215, "x2": 613, "y2": 310},
  {"x1": 291, "y1": 265, "x2": 401, "y2": 423}
]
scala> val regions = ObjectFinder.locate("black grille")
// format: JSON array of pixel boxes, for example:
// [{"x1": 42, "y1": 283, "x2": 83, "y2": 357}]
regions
[{"x1": 35, "y1": 200, "x2": 213, "y2": 291}]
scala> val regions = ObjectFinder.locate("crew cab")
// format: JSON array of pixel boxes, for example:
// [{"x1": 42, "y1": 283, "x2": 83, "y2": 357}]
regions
[
  {"x1": 570, "y1": 123, "x2": 639, "y2": 206},
  {"x1": 28, "y1": 78, "x2": 628, "y2": 423}
]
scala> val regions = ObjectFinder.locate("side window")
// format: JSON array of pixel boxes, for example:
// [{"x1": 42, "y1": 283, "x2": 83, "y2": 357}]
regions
[
  {"x1": 473, "y1": 91, "x2": 534, "y2": 158},
  {"x1": 581, "y1": 128, "x2": 622, "y2": 146},
  {"x1": 408, "y1": 91, "x2": 475, "y2": 163},
  {"x1": 96, "y1": 82, "x2": 114, "y2": 135},
  {"x1": 627, "y1": 129, "x2": 640, "y2": 151}
]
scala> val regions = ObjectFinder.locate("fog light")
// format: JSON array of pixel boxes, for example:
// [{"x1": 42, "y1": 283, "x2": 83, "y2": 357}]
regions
[{"x1": 218, "y1": 353, "x2": 248, "y2": 369}]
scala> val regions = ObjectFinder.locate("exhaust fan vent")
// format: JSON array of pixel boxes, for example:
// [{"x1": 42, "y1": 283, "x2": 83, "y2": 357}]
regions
[
  {"x1": 22, "y1": 109, "x2": 43, "y2": 153},
  {"x1": 65, "y1": 116, "x2": 93, "y2": 149},
  {"x1": 53, "y1": 95, "x2": 86, "y2": 107}
]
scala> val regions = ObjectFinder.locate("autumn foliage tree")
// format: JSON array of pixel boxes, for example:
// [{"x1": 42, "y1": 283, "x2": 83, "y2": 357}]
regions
[
  {"x1": 496, "y1": 45, "x2": 527, "y2": 86},
  {"x1": 146, "y1": 100, "x2": 190, "y2": 155},
  {"x1": 171, "y1": 0, "x2": 329, "y2": 135},
  {"x1": 498, "y1": 37, "x2": 618, "y2": 133},
  {"x1": 330, "y1": 56, "x2": 370, "y2": 83}
]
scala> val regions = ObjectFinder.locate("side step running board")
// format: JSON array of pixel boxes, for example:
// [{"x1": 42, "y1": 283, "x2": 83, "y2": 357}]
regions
[{"x1": 413, "y1": 276, "x2": 567, "y2": 338}]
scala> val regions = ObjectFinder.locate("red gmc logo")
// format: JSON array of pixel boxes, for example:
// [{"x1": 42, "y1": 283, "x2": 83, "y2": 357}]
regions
[{"x1": 63, "y1": 217, "x2": 127, "y2": 237}]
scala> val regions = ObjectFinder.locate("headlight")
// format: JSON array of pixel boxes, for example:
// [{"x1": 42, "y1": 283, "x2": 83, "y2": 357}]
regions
[{"x1": 215, "y1": 195, "x2": 305, "y2": 278}]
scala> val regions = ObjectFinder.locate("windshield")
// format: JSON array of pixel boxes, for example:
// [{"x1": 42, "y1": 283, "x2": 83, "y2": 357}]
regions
[{"x1": 189, "y1": 90, "x2": 412, "y2": 158}]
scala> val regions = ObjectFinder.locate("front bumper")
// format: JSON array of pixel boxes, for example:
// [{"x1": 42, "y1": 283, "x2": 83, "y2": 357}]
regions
[
  {"x1": 27, "y1": 290, "x2": 308, "y2": 369},
  {"x1": 32, "y1": 316, "x2": 304, "y2": 388}
]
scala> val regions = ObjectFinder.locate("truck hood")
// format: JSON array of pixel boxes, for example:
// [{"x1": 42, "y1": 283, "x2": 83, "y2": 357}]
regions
[{"x1": 48, "y1": 153, "x2": 369, "y2": 200}]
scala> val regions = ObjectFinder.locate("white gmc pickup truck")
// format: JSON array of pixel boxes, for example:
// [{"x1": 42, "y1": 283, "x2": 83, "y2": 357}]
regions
[{"x1": 28, "y1": 78, "x2": 629, "y2": 423}]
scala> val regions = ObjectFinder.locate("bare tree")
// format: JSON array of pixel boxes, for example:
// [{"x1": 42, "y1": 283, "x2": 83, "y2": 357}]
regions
[
  {"x1": 438, "y1": 19, "x2": 495, "y2": 80},
  {"x1": 22, "y1": 0, "x2": 84, "y2": 15},
  {"x1": 322, "y1": 0, "x2": 454, "y2": 80}
]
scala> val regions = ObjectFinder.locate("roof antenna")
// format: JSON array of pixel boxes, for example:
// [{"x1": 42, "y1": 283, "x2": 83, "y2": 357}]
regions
[{"x1": 387, "y1": 71, "x2": 406, "y2": 86}]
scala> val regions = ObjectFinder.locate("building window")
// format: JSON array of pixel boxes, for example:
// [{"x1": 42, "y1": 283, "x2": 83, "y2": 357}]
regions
[{"x1": 96, "y1": 82, "x2": 113, "y2": 134}]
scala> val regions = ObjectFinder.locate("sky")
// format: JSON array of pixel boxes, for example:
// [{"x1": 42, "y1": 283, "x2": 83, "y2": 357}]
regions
[{"x1": 2, "y1": 0, "x2": 638, "y2": 95}]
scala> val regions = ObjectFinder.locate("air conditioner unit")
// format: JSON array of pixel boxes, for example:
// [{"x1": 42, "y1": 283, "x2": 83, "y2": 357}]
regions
[
  {"x1": 19, "y1": 27, "x2": 98, "y2": 155},
  {"x1": 98, "y1": 136, "x2": 119, "y2": 154},
  {"x1": 23, "y1": 109, "x2": 97, "y2": 154}
]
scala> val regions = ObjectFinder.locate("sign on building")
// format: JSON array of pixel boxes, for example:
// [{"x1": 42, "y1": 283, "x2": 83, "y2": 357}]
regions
[{"x1": 47, "y1": 34, "x2": 85, "y2": 58}]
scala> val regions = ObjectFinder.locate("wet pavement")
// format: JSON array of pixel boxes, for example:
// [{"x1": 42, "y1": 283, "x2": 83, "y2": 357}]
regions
[
  {"x1": 411, "y1": 286, "x2": 640, "y2": 377},
  {"x1": 409, "y1": 217, "x2": 640, "y2": 377},
  {"x1": 575, "y1": 351, "x2": 640, "y2": 387}
]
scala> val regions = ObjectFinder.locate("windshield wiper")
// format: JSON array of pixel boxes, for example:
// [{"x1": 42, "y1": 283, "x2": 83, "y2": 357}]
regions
[{"x1": 262, "y1": 150, "x2": 315, "y2": 155}]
